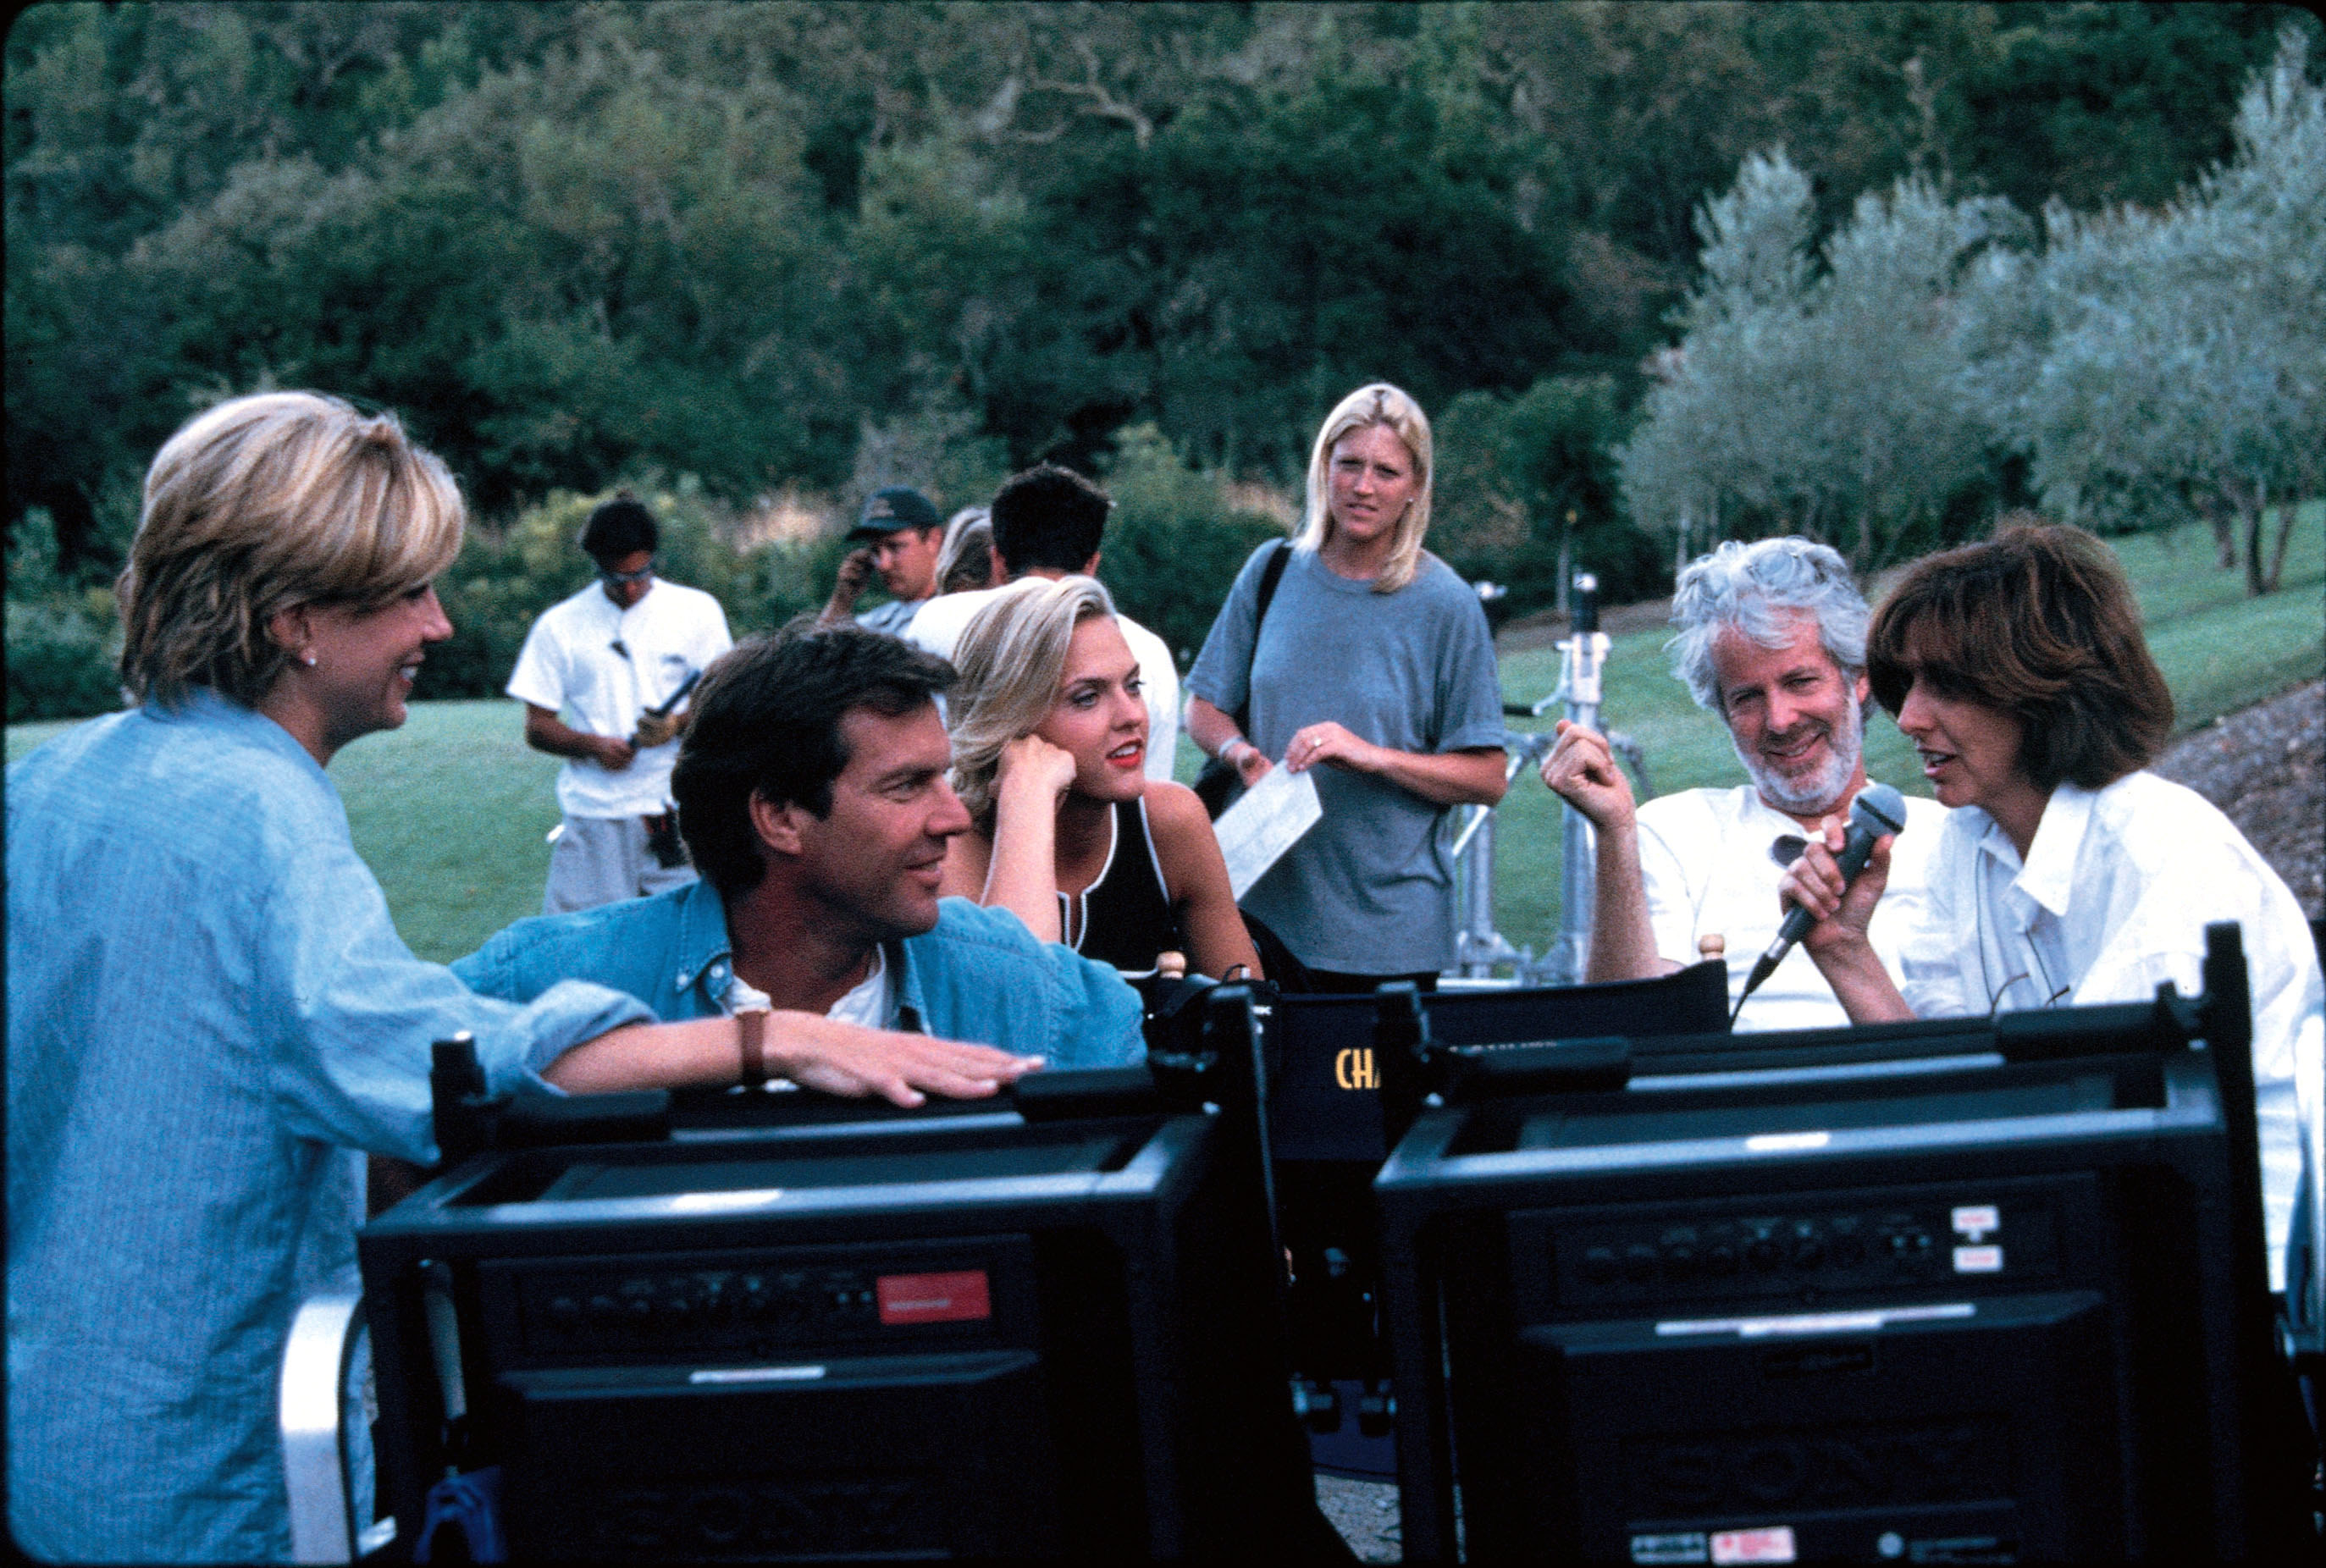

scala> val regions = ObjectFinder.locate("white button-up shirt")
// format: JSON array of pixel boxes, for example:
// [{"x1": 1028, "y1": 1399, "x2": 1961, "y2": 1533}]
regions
[{"x1": 1897, "y1": 770, "x2": 2322, "y2": 1288}]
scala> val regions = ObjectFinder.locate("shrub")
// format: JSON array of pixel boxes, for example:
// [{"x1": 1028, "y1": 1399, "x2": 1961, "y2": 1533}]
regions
[
  {"x1": 6, "y1": 598, "x2": 121, "y2": 722},
  {"x1": 6, "y1": 509, "x2": 123, "y2": 721}
]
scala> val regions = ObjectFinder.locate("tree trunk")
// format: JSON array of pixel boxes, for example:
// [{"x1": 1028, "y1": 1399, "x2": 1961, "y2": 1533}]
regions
[
  {"x1": 2262, "y1": 497, "x2": 2298, "y2": 595},
  {"x1": 2192, "y1": 488, "x2": 2238, "y2": 569},
  {"x1": 2241, "y1": 477, "x2": 2268, "y2": 597}
]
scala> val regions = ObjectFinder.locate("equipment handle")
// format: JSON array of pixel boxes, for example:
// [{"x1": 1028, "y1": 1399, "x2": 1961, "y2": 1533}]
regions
[
  {"x1": 642, "y1": 666, "x2": 702, "y2": 721},
  {"x1": 1571, "y1": 571, "x2": 1599, "y2": 635},
  {"x1": 418, "y1": 1262, "x2": 466, "y2": 1431}
]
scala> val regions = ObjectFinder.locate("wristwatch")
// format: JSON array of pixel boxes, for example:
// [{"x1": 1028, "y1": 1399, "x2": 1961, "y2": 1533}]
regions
[{"x1": 736, "y1": 1008, "x2": 769, "y2": 1086}]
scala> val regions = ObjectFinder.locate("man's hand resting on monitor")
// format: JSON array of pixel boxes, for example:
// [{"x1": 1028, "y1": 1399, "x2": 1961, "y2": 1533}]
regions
[
  {"x1": 543, "y1": 1014, "x2": 1046, "y2": 1106},
  {"x1": 770, "y1": 1014, "x2": 1045, "y2": 1107}
]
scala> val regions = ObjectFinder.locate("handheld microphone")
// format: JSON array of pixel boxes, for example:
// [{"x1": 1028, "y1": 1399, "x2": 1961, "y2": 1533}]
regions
[{"x1": 1735, "y1": 781, "x2": 1909, "y2": 1013}]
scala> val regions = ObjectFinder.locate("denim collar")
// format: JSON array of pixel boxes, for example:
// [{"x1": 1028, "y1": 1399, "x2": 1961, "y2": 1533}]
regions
[{"x1": 666, "y1": 877, "x2": 925, "y2": 1030}]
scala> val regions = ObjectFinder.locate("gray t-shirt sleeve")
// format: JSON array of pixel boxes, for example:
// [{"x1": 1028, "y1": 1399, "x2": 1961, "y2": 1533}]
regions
[
  {"x1": 855, "y1": 598, "x2": 920, "y2": 638},
  {"x1": 1429, "y1": 577, "x2": 1507, "y2": 753}
]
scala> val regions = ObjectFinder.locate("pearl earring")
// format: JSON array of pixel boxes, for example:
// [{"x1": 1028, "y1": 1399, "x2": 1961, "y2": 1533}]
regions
[{"x1": 301, "y1": 649, "x2": 318, "y2": 668}]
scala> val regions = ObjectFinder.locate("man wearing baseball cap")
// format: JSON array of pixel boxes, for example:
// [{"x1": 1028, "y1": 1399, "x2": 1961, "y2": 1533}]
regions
[{"x1": 820, "y1": 485, "x2": 947, "y2": 637}]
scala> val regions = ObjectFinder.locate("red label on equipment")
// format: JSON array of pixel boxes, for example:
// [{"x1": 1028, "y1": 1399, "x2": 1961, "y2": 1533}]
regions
[
  {"x1": 1710, "y1": 1526, "x2": 1796, "y2": 1565},
  {"x1": 876, "y1": 1270, "x2": 992, "y2": 1325}
]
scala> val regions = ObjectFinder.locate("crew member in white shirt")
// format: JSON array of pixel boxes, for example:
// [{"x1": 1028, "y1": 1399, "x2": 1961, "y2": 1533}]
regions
[
  {"x1": 1780, "y1": 518, "x2": 2320, "y2": 1281},
  {"x1": 507, "y1": 493, "x2": 733, "y2": 912},
  {"x1": 905, "y1": 463, "x2": 1179, "y2": 782},
  {"x1": 1541, "y1": 535, "x2": 1943, "y2": 1030}
]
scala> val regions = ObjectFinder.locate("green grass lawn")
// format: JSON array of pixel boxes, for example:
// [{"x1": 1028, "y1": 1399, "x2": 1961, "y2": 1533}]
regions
[{"x1": 11, "y1": 511, "x2": 2319, "y2": 966}]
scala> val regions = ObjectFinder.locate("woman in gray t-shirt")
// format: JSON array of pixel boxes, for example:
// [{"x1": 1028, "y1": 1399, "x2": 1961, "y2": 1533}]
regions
[{"x1": 1185, "y1": 383, "x2": 1508, "y2": 987}]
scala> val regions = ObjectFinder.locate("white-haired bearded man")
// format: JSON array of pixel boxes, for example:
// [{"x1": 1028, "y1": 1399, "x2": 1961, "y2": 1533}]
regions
[{"x1": 1540, "y1": 535, "x2": 1944, "y2": 1029}]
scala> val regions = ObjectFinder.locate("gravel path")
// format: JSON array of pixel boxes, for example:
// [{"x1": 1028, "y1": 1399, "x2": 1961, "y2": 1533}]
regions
[
  {"x1": 1315, "y1": 1475, "x2": 1401, "y2": 1563},
  {"x1": 2152, "y1": 678, "x2": 2323, "y2": 919}
]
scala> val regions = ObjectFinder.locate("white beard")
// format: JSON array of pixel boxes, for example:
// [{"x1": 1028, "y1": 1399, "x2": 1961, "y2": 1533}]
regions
[{"x1": 1734, "y1": 689, "x2": 1865, "y2": 817}]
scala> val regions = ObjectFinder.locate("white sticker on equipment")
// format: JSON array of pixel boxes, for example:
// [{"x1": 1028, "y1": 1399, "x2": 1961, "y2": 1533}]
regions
[
  {"x1": 1953, "y1": 1244, "x2": 2003, "y2": 1273},
  {"x1": 688, "y1": 1364, "x2": 826, "y2": 1384},
  {"x1": 1710, "y1": 1525, "x2": 1797, "y2": 1564},
  {"x1": 1629, "y1": 1532, "x2": 1710, "y2": 1564},
  {"x1": 1951, "y1": 1204, "x2": 1999, "y2": 1239},
  {"x1": 1743, "y1": 1131, "x2": 1829, "y2": 1153},
  {"x1": 669, "y1": 1189, "x2": 786, "y2": 1212}
]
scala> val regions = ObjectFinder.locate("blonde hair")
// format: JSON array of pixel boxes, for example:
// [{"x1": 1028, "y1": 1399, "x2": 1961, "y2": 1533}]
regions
[
  {"x1": 118, "y1": 391, "x2": 463, "y2": 708},
  {"x1": 947, "y1": 574, "x2": 1117, "y2": 824},
  {"x1": 935, "y1": 505, "x2": 994, "y2": 594},
  {"x1": 1293, "y1": 382, "x2": 1435, "y2": 594}
]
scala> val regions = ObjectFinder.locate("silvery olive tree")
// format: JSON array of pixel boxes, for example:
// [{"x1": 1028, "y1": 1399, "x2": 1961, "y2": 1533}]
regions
[
  {"x1": 1620, "y1": 148, "x2": 2015, "y2": 571},
  {"x1": 2003, "y1": 30, "x2": 2323, "y2": 592}
]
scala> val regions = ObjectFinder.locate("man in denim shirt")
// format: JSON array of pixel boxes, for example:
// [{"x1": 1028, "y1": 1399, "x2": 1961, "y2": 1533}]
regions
[{"x1": 459, "y1": 623, "x2": 1145, "y2": 1072}]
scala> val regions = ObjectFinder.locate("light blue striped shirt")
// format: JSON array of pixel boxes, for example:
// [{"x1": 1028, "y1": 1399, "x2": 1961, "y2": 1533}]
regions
[{"x1": 7, "y1": 692, "x2": 651, "y2": 1563}]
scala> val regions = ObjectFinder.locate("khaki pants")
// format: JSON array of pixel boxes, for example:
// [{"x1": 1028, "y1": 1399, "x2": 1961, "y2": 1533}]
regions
[{"x1": 542, "y1": 813, "x2": 697, "y2": 914}]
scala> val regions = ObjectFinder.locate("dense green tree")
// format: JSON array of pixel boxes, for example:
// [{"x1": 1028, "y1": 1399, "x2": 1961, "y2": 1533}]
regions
[
  {"x1": 996, "y1": 21, "x2": 1578, "y2": 481},
  {"x1": 1093, "y1": 422, "x2": 1285, "y2": 664},
  {"x1": 1434, "y1": 374, "x2": 1654, "y2": 613},
  {"x1": 1953, "y1": 3, "x2": 2305, "y2": 214},
  {"x1": 9, "y1": 0, "x2": 2318, "y2": 626}
]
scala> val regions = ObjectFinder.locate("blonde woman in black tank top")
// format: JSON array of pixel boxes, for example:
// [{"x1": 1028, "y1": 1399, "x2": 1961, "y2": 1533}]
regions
[{"x1": 941, "y1": 576, "x2": 1261, "y2": 981}]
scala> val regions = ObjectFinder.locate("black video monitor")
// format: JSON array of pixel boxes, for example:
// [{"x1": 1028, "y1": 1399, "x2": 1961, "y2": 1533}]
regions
[
  {"x1": 361, "y1": 1098, "x2": 1312, "y2": 1560},
  {"x1": 1262, "y1": 962, "x2": 1738, "y2": 1443},
  {"x1": 1377, "y1": 952, "x2": 2297, "y2": 1563}
]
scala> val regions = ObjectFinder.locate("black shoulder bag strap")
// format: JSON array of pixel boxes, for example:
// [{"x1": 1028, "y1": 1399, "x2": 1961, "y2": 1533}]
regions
[
  {"x1": 1195, "y1": 538, "x2": 1292, "y2": 818},
  {"x1": 1235, "y1": 537, "x2": 1293, "y2": 735}
]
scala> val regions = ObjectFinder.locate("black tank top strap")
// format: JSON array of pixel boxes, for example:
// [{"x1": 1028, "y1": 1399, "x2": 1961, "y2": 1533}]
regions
[{"x1": 1067, "y1": 796, "x2": 1185, "y2": 974}]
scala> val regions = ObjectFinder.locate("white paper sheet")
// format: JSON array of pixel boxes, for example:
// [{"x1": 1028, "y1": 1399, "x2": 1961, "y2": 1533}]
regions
[{"x1": 1213, "y1": 765, "x2": 1323, "y2": 901}]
